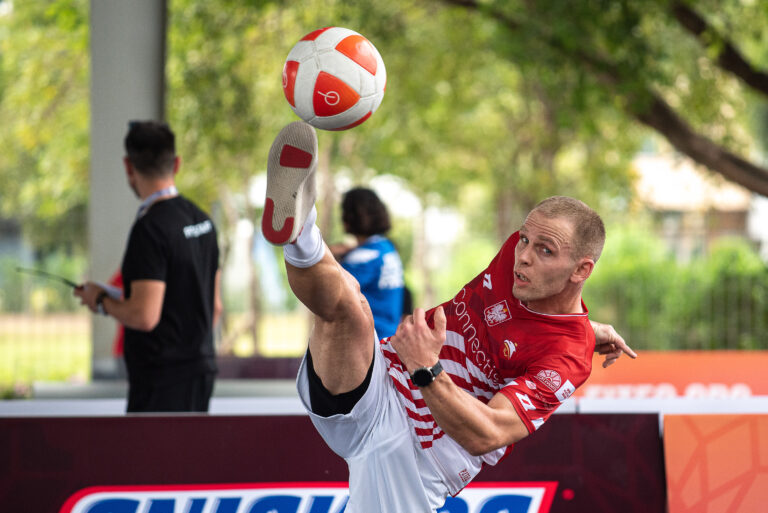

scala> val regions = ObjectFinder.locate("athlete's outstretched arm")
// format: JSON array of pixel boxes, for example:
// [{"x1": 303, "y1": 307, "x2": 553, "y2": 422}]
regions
[
  {"x1": 590, "y1": 320, "x2": 637, "y2": 368},
  {"x1": 391, "y1": 307, "x2": 529, "y2": 456}
]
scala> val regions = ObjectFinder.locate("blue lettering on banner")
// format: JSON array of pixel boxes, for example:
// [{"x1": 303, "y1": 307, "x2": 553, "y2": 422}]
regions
[
  {"x1": 438, "y1": 497, "x2": 470, "y2": 513},
  {"x1": 62, "y1": 483, "x2": 555, "y2": 513},
  {"x1": 439, "y1": 494, "x2": 532, "y2": 513},
  {"x1": 248, "y1": 495, "x2": 301, "y2": 512}
]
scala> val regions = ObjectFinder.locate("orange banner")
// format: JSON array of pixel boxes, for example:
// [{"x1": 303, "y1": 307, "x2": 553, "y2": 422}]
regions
[
  {"x1": 664, "y1": 414, "x2": 768, "y2": 513},
  {"x1": 577, "y1": 351, "x2": 768, "y2": 398}
]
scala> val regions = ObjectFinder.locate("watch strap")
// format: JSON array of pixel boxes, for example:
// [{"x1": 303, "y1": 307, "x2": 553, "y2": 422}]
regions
[
  {"x1": 429, "y1": 360, "x2": 443, "y2": 380},
  {"x1": 413, "y1": 360, "x2": 443, "y2": 387}
]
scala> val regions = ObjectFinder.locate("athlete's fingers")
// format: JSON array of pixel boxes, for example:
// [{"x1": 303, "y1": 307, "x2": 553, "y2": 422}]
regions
[
  {"x1": 597, "y1": 342, "x2": 620, "y2": 355},
  {"x1": 597, "y1": 324, "x2": 637, "y2": 360},
  {"x1": 433, "y1": 306, "x2": 447, "y2": 339},
  {"x1": 602, "y1": 348, "x2": 622, "y2": 368},
  {"x1": 596, "y1": 343, "x2": 613, "y2": 355},
  {"x1": 412, "y1": 307, "x2": 426, "y2": 325},
  {"x1": 399, "y1": 312, "x2": 415, "y2": 329},
  {"x1": 611, "y1": 330, "x2": 637, "y2": 359}
]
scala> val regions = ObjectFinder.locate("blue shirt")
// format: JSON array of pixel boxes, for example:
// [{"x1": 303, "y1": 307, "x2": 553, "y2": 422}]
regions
[{"x1": 340, "y1": 235, "x2": 404, "y2": 339}]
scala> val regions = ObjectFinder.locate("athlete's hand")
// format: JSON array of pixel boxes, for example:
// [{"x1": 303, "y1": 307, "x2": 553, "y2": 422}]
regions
[
  {"x1": 591, "y1": 321, "x2": 637, "y2": 368},
  {"x1": 390, "y1": 306, "x2": 447, "y2": 373}
]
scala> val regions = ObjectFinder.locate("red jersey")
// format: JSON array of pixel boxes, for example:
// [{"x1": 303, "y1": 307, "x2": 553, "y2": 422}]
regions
[{"x1": 381, "y1": 231, "x2": 594, "y2": 462}]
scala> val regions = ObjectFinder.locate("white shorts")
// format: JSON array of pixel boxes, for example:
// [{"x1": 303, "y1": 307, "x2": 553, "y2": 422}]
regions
[{"x1": 296, "y1": 337, "x2": 451, "y2": 513}]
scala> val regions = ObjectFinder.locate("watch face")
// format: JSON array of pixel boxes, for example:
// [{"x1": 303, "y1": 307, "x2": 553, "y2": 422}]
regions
[{"x1": 412, "y1": 368, "x2": 433, "y2": 387}]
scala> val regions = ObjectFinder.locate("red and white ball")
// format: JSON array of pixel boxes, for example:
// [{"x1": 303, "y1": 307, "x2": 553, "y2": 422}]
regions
[{"x1": 282, "y1": 27, "x2": 386, "y2": 131}]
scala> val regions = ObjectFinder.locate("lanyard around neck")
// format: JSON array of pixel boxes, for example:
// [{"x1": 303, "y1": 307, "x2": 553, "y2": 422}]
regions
[{"x1": 136, "y1": 185, "x2": 178, "y2": 219}]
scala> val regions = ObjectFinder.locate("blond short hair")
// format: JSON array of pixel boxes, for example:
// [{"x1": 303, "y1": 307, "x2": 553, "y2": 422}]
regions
[{"x1": 531, "y1": 196, "x2": 605, "y2": 262}]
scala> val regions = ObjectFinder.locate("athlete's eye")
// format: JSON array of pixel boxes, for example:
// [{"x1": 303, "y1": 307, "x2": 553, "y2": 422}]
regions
[{"x1": 520, "y1": 235, "x2": 529, "y2": 244}]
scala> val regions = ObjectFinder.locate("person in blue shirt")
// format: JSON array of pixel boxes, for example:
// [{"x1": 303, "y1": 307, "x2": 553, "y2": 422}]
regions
[{"x1": 330, "y1": 187, "x2": 405, "y2": 339}]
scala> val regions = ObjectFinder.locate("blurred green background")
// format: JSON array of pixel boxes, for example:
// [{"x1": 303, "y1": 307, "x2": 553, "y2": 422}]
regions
[{"x1": 1, "y1": 0, "x2": 767, "y2": 395}]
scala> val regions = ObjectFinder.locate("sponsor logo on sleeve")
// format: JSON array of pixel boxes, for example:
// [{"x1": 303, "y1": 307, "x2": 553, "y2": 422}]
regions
[
  {"x1": 555, "y1": 379, "x2": 575, "y2": 403},
  {"x1": 535, "y1": 370, "x2": 562, "y2": 392}
]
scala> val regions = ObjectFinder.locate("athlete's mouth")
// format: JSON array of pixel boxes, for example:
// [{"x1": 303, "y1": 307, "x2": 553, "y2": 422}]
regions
[{"x1": 514, "y1": 271, "x2": 530, "y2": 283}]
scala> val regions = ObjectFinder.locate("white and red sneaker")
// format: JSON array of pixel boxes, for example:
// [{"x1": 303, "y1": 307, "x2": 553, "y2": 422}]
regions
[{"x1": 261, "y1": 121, "x2": 318, "y2": 245}]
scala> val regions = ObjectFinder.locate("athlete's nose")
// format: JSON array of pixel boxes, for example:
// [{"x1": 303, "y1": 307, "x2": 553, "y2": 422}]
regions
[{"x1": 517, "y1": 243, "x2": 533, "y2": 266}]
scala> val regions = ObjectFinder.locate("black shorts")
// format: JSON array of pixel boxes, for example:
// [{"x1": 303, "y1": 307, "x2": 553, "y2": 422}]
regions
[
  {"x1": 306, "y1": 348, "x2": 374, "y2": 417},
  {"x1": 127, "y1": 372, "x2": 215, "y2": 413}
]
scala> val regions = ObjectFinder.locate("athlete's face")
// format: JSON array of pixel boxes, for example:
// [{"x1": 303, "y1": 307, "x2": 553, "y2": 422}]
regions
[{"x1": 513, "y1": 211, "x2": 588, "y2": 313}]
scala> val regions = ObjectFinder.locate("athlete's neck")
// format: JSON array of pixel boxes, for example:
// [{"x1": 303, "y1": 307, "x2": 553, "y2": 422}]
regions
[{"x1": 523, "y1": 291, "x2": 584, "y2": 316}]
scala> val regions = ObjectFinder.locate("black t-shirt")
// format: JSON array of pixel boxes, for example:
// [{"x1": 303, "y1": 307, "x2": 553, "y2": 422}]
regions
[{"x1": 121, "y1": 195, "x2": 219, "y2": 384}]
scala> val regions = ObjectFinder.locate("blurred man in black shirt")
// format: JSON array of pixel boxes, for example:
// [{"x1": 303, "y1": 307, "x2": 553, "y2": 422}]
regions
[{"x1": 76, "y1": 121, "x2": 222, "y2": 412}]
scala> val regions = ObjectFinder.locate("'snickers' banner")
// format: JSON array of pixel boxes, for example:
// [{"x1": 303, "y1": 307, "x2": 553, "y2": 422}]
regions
[
  {"x1": 60, "y1": 482, "x2": 558, "y2": 513},
  {"x1": 578, "y1": 350, "x2": 768, "y2": 399}
]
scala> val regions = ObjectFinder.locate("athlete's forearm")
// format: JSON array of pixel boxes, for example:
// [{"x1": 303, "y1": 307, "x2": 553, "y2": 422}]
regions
[{"x1": 420, "y1": 373, "x2": 529, "y2": 456}]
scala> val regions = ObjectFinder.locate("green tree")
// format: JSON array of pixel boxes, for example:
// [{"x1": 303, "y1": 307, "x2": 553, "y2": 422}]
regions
[
  {"x1": 586, "y1": 224, "x2": 768, "y2": 350},
  {"x1": 442, "y1": 0, "x2": 768, "y2": 196},
  {"x1": 165, "y1": 0, "x2": 638, "y2": 311},
  {"x1": 0, "y1": 0, "x2": 89, "y2": 252}
]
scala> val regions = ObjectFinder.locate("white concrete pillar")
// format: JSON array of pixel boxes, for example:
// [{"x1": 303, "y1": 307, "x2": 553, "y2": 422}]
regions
[{"x1": 89, "y1": 0, "x2": 167, "y2": 377}]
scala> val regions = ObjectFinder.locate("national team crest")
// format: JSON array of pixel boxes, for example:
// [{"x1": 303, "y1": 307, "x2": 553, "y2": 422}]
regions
[{"x1": 485, "y1": 300, "x2": 511, "y2": 326}]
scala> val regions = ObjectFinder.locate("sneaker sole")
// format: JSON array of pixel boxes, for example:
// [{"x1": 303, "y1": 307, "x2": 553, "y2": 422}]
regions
[{"x1": 262, "y1": 121, "x2": 318, "y2": 245}]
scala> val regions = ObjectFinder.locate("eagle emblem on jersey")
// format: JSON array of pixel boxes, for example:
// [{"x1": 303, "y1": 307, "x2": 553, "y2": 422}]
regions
[
  {"x1": 484, "y1": 300, "x2": 511, "y2": 326},
  {"x1": 535, "y1": 369, "x2": 562, "y2": 391},
  {"x1": 502, "y1": 339, "x2": 517, "y2": 359}
]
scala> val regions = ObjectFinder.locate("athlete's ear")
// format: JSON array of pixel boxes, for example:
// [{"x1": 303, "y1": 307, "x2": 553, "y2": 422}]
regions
[
  {"x1": 172, "y1": 156, "x2": 181, "y2": 175},
  {"x1": 570, "y1": 258, "x2": 595, "y2": 284}
]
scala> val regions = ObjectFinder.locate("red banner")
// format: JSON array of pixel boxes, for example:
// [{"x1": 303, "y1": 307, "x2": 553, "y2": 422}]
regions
[{"x1": 0, "y1": 413, "x2": 664, "y2": 513}]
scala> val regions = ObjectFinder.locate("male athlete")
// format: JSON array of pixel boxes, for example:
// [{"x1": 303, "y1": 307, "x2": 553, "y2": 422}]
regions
[{"x1": 261, "y1": 121, "x2": 635, "y2": 512}]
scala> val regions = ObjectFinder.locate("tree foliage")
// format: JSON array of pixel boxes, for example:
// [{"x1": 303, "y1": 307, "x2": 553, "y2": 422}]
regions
[
  {"x1": 442, "y1": 0, "x2": 768, "y2": 195},
  {"x1": 586, "y1": 226, "x2": 768, "y2": 350},
  {"x1": 0, "y1": 0, "x2": 89, "y2": 251},
  {"x1": 2, "y1": 0, "x2": 767, "y2": 351},
  {"x1": 167, "y1": 0, "x2": 639, "y2": 239}
]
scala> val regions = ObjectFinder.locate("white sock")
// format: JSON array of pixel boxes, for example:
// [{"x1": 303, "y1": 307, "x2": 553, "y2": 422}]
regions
[{"x1": 283, "y1": 206, "x2": 325, "y2": 268}]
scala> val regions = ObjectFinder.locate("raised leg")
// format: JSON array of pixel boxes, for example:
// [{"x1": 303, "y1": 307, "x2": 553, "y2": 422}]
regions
[{"x1": 262, "y1": 122, "x2": 375, "y2": 394}]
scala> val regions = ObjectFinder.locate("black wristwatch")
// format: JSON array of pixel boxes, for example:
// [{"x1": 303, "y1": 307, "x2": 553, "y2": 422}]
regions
[
  {"x1": 95, "y1": 291, "x2": 108, "y2": 316},
  {"x1": 411, "y1": 361, "x2": 443, "y2": 387}
]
